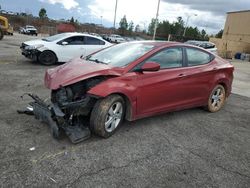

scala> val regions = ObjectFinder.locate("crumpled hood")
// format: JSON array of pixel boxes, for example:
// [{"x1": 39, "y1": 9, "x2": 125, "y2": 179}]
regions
[
  {"x1": 24, "y1": 39, "x2": 47, "y2": 46},
  {"x1": 45, "y1": 58, "x2": 123, "y2": 90}
]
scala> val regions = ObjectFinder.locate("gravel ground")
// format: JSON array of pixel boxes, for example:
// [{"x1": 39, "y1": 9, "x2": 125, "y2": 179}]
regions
[{"x1": 0, "y1": 33, "x2": 249, "y2": 187}]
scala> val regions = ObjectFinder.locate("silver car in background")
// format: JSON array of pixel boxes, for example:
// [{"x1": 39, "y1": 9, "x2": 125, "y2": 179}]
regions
[{"x1": 185, "y1": 40, "x2": 218, "y2": 54}]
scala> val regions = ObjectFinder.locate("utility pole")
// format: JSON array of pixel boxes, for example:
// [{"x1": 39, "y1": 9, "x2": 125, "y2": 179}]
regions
[
  {"x1": 113, "y1": 0, "x2": 118, "y2": 29},
  {"x1": 153, "y1": 0, "x2": 160, "y2": 40}
]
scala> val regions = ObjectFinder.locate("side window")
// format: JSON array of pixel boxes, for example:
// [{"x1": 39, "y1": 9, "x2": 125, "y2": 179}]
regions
[
  {"x1": 85, "y1": 36, "x2": 105, "y2": 45},
  {"x1": 63, "y1": 36, "x2": 84, "y2": 45},
  {"x1": 186, "y1": 48, "x2": 211, "y2": 66},
  {"x1": 145, "y1": 48, "x2": 183, "y2": 69}
]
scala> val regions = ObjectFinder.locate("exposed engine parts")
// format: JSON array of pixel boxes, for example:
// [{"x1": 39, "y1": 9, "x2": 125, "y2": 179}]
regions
[{"x1": 18, "y1": 76, "x2": 107, "y2": 143}]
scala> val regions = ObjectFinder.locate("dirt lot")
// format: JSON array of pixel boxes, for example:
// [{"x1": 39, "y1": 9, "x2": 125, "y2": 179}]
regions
[{"x1": 0, "y1": 34, "x2": 250, "y2": 187}]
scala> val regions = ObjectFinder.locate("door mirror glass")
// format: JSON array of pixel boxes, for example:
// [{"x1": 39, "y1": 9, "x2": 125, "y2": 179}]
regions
[{"x1": 141, "y1": 62, "x2": 160, "y2": 72}]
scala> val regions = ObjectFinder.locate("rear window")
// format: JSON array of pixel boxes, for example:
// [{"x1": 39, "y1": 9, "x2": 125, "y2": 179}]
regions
[
  {"x1": 186, "y1": 48, "x2": 211, "y2": 66},
  {"x1": 85, "y1": 36, "x2": 105, "y2": 45}
]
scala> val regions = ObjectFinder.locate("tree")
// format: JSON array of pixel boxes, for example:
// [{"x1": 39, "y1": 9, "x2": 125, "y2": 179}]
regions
[
  {"x1": 148, "y1": 18, "x2": 158, "y2": 35},
  {"x1": 119, "y1": 15, "x2": 128, "y2": 35},
  {"x1": 135, "y1": 24, "x2": 140, "y2": 32},
  {"x1": 128, "y1": 21, "x2": 134, "y2": 35},
  {"x1": 147, "y1": 16, "x2": 209, "y2": 41},
  {"x1": 172, "y1": 16, "x2": 184, "y2": 36},
  {"x1": 215, "y1": 29, "x2": 223, "y2": 38},
  {"x1": 177, "y1": 16, "x2": 184, "y2": 27},
  {"x1": 39, "y1": 8, "x2": 47, "y2": 19},
  {"x1": 157, "y1": 20, "x2": 171, "y2": 37},
  {"x1": 70, "y1": 17, "x2": 75, "y2": 23}
]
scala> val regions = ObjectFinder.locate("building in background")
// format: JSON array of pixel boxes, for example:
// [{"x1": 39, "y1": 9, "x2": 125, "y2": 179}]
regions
[{"x1": 210, "y1": 10, "x2": 250, "y2": 59}]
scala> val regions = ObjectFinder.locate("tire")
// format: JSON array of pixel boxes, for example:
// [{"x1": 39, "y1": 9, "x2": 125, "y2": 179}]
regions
[
  {"x1": 90, "y1": 95, "x2": 125, "y2": 138},
  {"x1": 206, "y1": 84, "x2": 226, "y2": 112},
  {"x1": 0, "y1": 29, "x2": 3, "y2": 40},
  {"x1": 38, "y1": 51, "x2": 57, "y2": 65}
]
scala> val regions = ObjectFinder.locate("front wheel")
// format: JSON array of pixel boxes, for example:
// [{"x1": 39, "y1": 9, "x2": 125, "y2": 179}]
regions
[
  {"x1": 0, "y1": 29, "x2": 3, "y2": 40},
  {"x1": 38, "y1": 51, "x2": 57, "y2": 65},
  {"x1": 90, "y1": 95, "x2": 125, "y2": 138},
  {"x1": 206, "y1": 84, "x2": 226, "y2": 112}
]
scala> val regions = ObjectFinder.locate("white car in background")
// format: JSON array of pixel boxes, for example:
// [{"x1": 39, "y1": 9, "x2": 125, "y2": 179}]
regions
[
  {"x1": 23, "y1": 25, "x2": 38, "y2": 36},
  {"x1": 20, "y1": 32, "x2": 112, "y2": 65},
  {"x1": 185, "y1": 40, "x2": 218, "y2": 54},
  {"x1": 108, "y1": 34, "x2": 126, "y2": 43}
]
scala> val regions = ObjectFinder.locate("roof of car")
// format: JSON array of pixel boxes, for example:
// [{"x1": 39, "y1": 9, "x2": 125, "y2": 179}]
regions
[
  {"x1": 128, "y1": 40, "x2": 180, "y2": 48},
  {"x1": 62, "y1": 32, "x2": 101, "y2": 37}
]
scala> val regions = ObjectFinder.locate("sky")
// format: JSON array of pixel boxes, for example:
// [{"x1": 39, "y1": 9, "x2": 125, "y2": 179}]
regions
[{"x1": 0, "y1": 0, "x2": 249, "y2": 34}]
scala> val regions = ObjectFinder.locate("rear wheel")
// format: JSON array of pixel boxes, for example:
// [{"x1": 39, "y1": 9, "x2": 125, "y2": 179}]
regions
[
  {"x1": 90, "y1": 95, "x2": 125, "y2": 138},
  {"x1": 38, "y1": 51, "x2": 57, "y2": 65},
  {"x1": 206, "y1": 84, "x2": 226, "y2": 112}
]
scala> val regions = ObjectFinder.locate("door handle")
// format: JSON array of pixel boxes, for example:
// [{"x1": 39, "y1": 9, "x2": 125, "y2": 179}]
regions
[{"x1": 178, "y1": 73, "x2": 186, "y2": 78}]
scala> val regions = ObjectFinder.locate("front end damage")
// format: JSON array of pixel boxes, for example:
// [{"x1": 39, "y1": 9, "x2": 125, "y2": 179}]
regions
[
  {"x1": 18, "y1": 77, "x2": 106, "y2": 143},
  {"x1": 20, "y1": 43, "x2": 41, "y2": 61}
]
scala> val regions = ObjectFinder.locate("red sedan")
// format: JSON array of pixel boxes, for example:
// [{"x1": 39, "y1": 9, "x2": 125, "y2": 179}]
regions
[{"x1": 25, "y1": 41, "x2": 234, "y2": 143}]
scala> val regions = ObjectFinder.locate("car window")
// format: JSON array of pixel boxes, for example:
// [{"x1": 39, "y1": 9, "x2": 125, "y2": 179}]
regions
[
  {"x1": 43, "y1": 33, "x2": 69, "y2": 42},
  {"x1": 186, "y1": 48, "x2": 211, "y2": 66},
  {"x1": 145, "y1": 48, "x2": 183, "y2": 69},
  {"x1": 86, "y1": 43, "x2": 155, "y2": 67},
  {"x1": 85, "y1": 36, "x2": 105, "y2": 45},
  {"x1": 63, "y1": 36, "x2": 85, "y2": 45},
  {"x1": 199, "y1": 43, "x2": 206, "y2": 48}
]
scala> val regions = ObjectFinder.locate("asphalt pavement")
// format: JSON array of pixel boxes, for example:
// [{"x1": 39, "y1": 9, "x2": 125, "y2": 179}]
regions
[{"x1": 0, "y1": 33, "x2": 249, "y2": 187}]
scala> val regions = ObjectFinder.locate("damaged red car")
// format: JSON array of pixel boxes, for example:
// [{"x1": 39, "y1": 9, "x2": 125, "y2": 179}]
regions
[{"x1": 21, "y1": 41, "x2": 234, "y2": 143}]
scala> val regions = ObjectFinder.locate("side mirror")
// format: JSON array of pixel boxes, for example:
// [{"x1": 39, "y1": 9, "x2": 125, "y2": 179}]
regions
[
  {"x1": 141, "y1": 62, "x2": 160, "y2": 72},
  {"x1": 62, "y1": 41, "x2": 68, "y2": 45}
]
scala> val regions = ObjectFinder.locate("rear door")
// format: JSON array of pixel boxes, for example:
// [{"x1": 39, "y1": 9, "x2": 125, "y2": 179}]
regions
[
  {"x1": 181, "y1": 47, "x2": 216, "y2": 104},
  {"x1": 84, "y1": 36, "x2": 108, "y2": 56}
]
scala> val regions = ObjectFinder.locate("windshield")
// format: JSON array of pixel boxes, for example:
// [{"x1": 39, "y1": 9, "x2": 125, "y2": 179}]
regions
[
  {"x1": 86, "y1": 42, "x2": 154, "y2": 67},
  {"x1": 42, "y1": 33, "x2": 69, "y2": 42}
]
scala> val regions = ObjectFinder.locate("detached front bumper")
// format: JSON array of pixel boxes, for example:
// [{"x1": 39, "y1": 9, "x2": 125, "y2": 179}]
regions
[
  {"x1": 20, "y1": 43, "x2": 40, "y2": 61},
  {"x1": 21, "y1": 49, "x2": 40, "y2": 61},
  {"x1": 19, "y1": 94, "x2": 93, "y2": 143}
]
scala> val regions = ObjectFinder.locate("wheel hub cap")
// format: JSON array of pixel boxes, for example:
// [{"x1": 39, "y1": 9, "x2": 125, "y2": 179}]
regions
[
  {"x1": 211, "y1": 88, "x2": 223, "y2": 108},
  {"x1": 105, "y1": 102, "x2": 123, "y2": 132}
]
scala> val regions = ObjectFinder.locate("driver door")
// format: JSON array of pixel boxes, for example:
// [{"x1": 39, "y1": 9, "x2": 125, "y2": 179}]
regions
[
  {"x1": 136, "y1": 47, "x2": 188, "y2": 116},
  {"x1": 55, "y1": 36, "x2": 86, "y2": 62}
]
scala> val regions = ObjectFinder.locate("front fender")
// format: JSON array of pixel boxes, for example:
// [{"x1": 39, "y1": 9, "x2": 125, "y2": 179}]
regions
[
  {"x1": 88, "y1": 79, "x2": 136, "y2": 101},
  {"x1": 87, "y1": 78, "x2": 137, "y2": 120},
  {"x1": 37, "y1": 46, "x2": 50, "y2": 52}
]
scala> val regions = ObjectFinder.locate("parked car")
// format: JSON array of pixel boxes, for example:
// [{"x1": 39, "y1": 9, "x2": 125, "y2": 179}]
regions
[
  {"x1": 20, "y1": 32, "x2": 112, "y2": 65},
  {"x1": 185, "y1": 40, "x2": 218, "y2": 54},
  {"x1": 89, "y1": 32, "x2": 101, "y2": 38},
  {"x1": 23, "y1": 25, "x2": 38, "y2": 36},
  {"x1": 21, "y1": 41, "x2": 234, "y2": 143},
  {"x1": 19, "y1": 27, "x2": 25, "y2": 34},
  {"x1": 108, "y1": 34, "x2": 126, "y2": 43}
]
